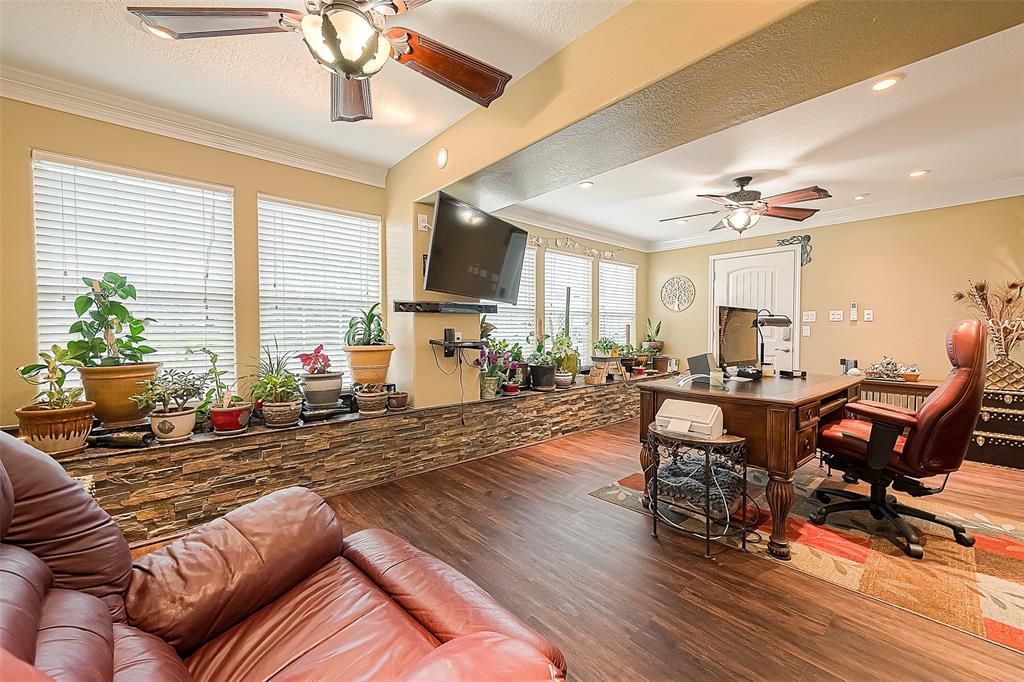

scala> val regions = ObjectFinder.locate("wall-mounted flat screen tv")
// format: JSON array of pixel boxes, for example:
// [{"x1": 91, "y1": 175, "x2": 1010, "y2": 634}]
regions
[{"x1": 424, "y1": 191, "x2": 528, "y2": 305}]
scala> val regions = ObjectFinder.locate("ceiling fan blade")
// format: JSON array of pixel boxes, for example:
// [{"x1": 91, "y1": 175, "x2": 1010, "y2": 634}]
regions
[
  {"x1": 128, "y1": 7, "x2": 303, "y2": 39},
  {"x1": 762, "y1": 186, "x2": 831, "y2": 206},
  {"x1": 385, "y1": 28, "x2": 511, "y2": 107},
  {"x1": 696, "y1": 194, "x2": 734, "y2": 206},
  {"x1": 658, "y1": 210, "x2": 720, "y2": 223},
  {"x1": 709, "y1": 221, "x2": 729, "y2": 232},
  {"x1": 763, "y1": 206, "x2": 819, "y2": 221},
  {"x1": 366, "y1": 0, "x2": 432, "y2": 15},
  {"x1": 331, "y1": 73, "x2": 372, "y2": 122}
]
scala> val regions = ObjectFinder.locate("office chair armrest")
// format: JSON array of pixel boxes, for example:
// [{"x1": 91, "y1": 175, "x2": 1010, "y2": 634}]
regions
[
  {"x1": 847, "y1": 401, "x2": 918, "y2": 430},
  {"x1": 856, "y1": 399, "x2": 918, "y2": 417}
]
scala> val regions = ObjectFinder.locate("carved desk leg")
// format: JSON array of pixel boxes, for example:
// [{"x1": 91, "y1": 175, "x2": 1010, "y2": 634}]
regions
[{"x1": 766, "y1": 475, "x2": 794, "y2": 560}]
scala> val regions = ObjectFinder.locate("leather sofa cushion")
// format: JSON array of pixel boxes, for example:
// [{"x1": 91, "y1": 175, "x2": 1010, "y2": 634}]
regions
[
  {"x1": 0, "y1": 434, "x2": 132, "y2": 622},
  {"x1": 112, "y1": 624, "x2": 190, "y2": 682},
  {"x1": 343, "y1": 529, "x2": 567, "y2": 674},
  {"x1": 395, "y1": 632, "x2": 564, "y2": 682},
  {"x1": 1, "y1": 545, "x2": 52, "y2": 663},
  {"x1": 34, "y1": 588, "x2": 114, "y2": 682},
  {"x1": 127, "y1": 486, "x2": 343, "y2": 655},
  {"x1": 186, "y1": 556, "x2": 437, "y2": 682}
]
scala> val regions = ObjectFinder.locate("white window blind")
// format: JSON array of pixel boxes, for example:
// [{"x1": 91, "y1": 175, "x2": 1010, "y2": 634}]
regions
[
  {"x1": 258, "y1": 197, "x2": 381, "y2": 384},
  {"x1": 32, "y1": 155, "x2": 236, "y2": 382},
  {"x1": 599, "y1": 261, "x2": 637, "y2": 346},
  {"x1": 485, "y1": 247, "x2": 536, "y2": 346},
  {"x1": 544, "y1": 250, "x2": 592, "y2": 355}
]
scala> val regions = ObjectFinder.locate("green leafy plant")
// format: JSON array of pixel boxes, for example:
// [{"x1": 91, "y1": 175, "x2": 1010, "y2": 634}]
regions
[
  {"x1": 480, "y1": 315, "x2": 497, "y2": 341},
  {"x1": 551, "y1": 332, "x2": 579, "y2": 375},
  {"x1": 67, "y1": 273, "x2": 156, "y2": 366},
  {"x1": 619, "y1": 344, "x2": 638, "y2": 358},
  {"x1": 187, "y1": 346, "x2": 243, "y2": 416},
  {"x1": 251, "y1": 343, "x2": 302, "y2": 403},
  {"x1": 594, "y1": 337, "x2": 620, "y2": 355},
  {"x1": 486, "y1": 338, "x2": 524, "y2": 363},
  {"x1": 644, "y1": 319, "x2": 662, "y2": 343},
  {"x1": 525, "y1": 332, "x2": 555, "y2": 366},
  {"x1": 131, "y1": 369, "x2": 208, "y2": 414},
  {"x1": 345, "y1": 304, "x2": 389, "y2": 346},
  {"x1": 17, "y1": 345, "x2": 85, "y2": 409},
  {"x1": 357, "y1": 383, "x2": 387, "y2": 394}
]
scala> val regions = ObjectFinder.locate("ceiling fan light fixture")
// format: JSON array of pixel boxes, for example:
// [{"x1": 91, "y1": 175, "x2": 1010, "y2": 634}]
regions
[
  {"x1": 723, "y1": 206, "x2": 761, "y2": 233},
  {"x1": 302, "y1": 4, "x2": 390, "y2": 79}
]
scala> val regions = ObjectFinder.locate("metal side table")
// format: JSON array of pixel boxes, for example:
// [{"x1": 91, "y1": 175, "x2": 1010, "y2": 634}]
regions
[{"x1": 646, "y1": 423, "x2": 749, "y2": 558}]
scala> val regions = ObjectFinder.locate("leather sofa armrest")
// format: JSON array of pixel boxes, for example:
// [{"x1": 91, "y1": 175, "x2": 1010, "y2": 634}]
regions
[
  {"x1": 395, "y1": 632, "x2": 564, "y2": 682},
  {"x1": 126, "y1": 487, "x2": 343, "y2": 655},
  {"x1": 847, "y1": 401, "x2": 918, "y2": 429}
]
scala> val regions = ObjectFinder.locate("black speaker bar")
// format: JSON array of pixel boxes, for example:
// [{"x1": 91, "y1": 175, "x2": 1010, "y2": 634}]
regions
[{"x1": 393, "y1": 301, "x2": 498, "y2": 314}]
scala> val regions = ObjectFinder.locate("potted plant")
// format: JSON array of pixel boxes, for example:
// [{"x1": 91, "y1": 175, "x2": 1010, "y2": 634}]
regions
[
  {"x1": 388, "y1": 389, "x2": 409, "y2": 410},
  {"x1": 355, "y1": 383, "x2": 389, "y2": 415},
  {"x1": 252, "y1": 344, "x2": 303, "y2": 428},
  {"x1": 475, "y1": 347, "x2": 517, "y2": 400},
  {"x1": 15, "y1": 345, "x2": 95, "y2": 455},
  {"x1": 651, "y1": 354, "x2": 671, "y2": 374},
  {"x1": 188, "y1": 347, "x2": 251, "y2": 435},
  {"x1": 490, "y1": 339, "x2": 528, "y2": 387},
  {"x1": 298, "y1": 344, "x2": 344, "y2": 407},
  {"x1": 345, "y1": 304, "x2": 395, "y2": 385},
  {"x1": 525, "y1": 333, "x2": 556, "y2": 391},
  {"x1": 552, "y1": 331, "x2": 580, "y2": 385},
  {"x1": 131, "y1": 369, "x2": 208, "y2": 442},
  {"x1": 644, "y1": 319, "x2": 664, "y2": 354},
  {"x1": 66, "y1": 273, "x2": 159, "y2": 428},
  {"x1": 480, "y1": 314, "x2": 497, "y2": 341},
  {"x1": 593, "y1": 337, "x2": 620, "y2": 359},
  {"x1": 619, "y1": 344, "x2": 638, "y2": 374}
]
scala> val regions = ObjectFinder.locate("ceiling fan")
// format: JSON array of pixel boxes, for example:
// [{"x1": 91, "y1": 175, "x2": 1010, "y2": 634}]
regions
[
  {"x1": 659, "y1": 176, "x2": 831, "y2": 234},
  {"x1": 128, "y1": 1, "x2": 513, "y2": 123}
]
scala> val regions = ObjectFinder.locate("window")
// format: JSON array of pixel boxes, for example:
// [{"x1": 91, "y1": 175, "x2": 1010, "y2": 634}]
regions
[
  {"x1": 599, "y1": 261, "x2": 637, "y2": 346},
  {"x1": 32, "y1": 154, "x2": 235, "y2": 381},
  {"x1": 258, "y1": 197, "x2": 381, "y2": 383},
  {"x1": 485, "y1": 247, "x2": 536, "y2": 345},
  {"x1": 544, "y1": 250, "x2": 592, "y2": 354}
]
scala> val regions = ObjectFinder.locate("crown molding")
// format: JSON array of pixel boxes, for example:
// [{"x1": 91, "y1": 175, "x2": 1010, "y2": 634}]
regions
[
  {"x1": 0, "y1": 66, "x2": 387, "y2": 188},
  {"x1": 494, "y1": 206, "x2": 652, "y2": 252}
]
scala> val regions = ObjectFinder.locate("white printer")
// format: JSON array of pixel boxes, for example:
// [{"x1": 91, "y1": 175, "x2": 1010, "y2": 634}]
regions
[{"x1": 655, "y1": 399, "x2": 724, "y2": 439}]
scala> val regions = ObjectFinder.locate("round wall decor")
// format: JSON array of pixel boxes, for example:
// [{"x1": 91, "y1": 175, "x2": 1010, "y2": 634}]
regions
[{"x1": 661, "y1": 275, "x2": 695, "y2": 312}]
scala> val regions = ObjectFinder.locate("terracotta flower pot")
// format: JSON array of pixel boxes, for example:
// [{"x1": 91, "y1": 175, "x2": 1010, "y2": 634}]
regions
[
  {"x1": 149, "y1": 407, "x2": 196, "y2": 443},
  {"x1": 210, "y1": 403, "x2": 251, "y2": 435},
  {"x1": 301, "y1": 371, "x2": 345, "y2": 407},
  {"x1": 480, "y1": 376, "x2": 500, "y2": 400},
  {"x1": 345, "y1": 345, "x2": 395, "y2": 386},
  {"x1": 263, "y1": 400, "x2": 303, "y2": 428},
  {"x1": 78, "y1": 362, "x2": 159, "y2": 428},
  {"x1": 388, "y1": 391, "x2": 409, "y2": 410},
  {"x1": 356, "y1": 390, "x2": 388, "y2": 415},
  {"x1": 652, "y1": 355, "x2": 670, "y2": 374},
  {"x1": 16, "y1": 401, "x2": 95, "y2": 456}
]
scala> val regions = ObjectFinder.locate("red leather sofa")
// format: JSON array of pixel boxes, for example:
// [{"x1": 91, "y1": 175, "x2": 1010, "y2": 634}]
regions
[{"x1": 0, "y1": 433, "x2": 566, "y2": 680}]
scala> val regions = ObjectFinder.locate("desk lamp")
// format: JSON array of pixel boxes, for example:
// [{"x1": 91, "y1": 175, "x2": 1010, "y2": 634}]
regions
[{"x1": 753, "y1": 310, "x2": 793, "y2": 369}]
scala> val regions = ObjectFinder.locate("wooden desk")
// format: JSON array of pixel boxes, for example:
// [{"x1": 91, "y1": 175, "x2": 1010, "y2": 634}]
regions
[{"x1": 639, "y1": 374, "x2": 862, "y2": 560}]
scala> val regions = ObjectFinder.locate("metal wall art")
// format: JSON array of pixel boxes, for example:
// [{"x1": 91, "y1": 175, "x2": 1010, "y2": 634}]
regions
[
  {"x1": 777, "y1": 235, "x2": 812, "y2": 266},
  {"x1": 527, "y1": 234, "x2": 617, "y2": 260},
  {"x1": 661, "y1": 276, "x2": 696, "y2": 312}
]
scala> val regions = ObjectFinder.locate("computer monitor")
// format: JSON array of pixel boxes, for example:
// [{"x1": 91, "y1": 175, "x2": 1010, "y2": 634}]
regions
[{"x1": 717, "y1": 306, "x2": 759, "y2": 368}]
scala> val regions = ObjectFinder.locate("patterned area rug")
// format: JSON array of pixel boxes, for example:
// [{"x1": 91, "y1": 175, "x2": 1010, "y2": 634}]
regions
[{"x1": 590, "y1": 463, "x2": 1024, "y2": 653}]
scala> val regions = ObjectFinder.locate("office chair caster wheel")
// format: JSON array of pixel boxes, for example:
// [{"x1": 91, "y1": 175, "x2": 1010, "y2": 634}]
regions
[
  {"x1": 907, "y1": 543, "x2": 924, "y2": 560},
  {"x1": 954, "y1": 530, "x2": 976, "y2": 547},
  {"x1": 808, "y1": 510, "x2": 826, "y2": 525}
]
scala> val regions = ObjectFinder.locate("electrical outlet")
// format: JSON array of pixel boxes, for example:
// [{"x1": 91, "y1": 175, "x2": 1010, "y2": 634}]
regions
[
  {"x1": 864, "y1": 309, "x2": 874, "y2": 322},
  {"x1": 802, "y1": 325, "x2": 811, "y2": 337},
  {"x1": 802, "y1": 311, "x2": 816, "y2": 323},
  {"x1": 829, "y1": 310, "x2": 843, "y2": 322}
]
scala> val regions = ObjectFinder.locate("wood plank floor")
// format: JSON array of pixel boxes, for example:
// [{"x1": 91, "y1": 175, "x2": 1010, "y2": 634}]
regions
[{"x1": 328, "y1": 419, "x2": 1024, "y2": 681}]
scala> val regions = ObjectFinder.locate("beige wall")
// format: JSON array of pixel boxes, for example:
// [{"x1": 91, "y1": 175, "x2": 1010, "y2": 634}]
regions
[
  {"x1": 648, "y1": 196, "x2": 1024, "y2": 379},
  {"x1": 0, "y1": 98, "x2": 385, "y2": 425}
]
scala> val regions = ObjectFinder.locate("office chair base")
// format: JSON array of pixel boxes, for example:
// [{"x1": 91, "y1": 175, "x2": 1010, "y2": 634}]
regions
[{"x1": 808, "y1": 487, "x2": 975, "y2": 559}]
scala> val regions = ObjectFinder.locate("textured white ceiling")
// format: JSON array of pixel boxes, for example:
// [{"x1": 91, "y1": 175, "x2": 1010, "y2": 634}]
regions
[
  {"x1": 0, "y1": 0, "x2": 630, "y2": 171},
  {"x1": 513, "y1": 25, "x2": 1024, "y2": 251}
]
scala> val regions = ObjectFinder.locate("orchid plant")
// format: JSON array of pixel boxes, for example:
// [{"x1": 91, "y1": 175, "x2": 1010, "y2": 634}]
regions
[
  {"x1": 298, "y1": 344, "x2": 332, "y2": 374},
  {"x1": 474, "y1": 347, "x2": 519, "y2": 385}
]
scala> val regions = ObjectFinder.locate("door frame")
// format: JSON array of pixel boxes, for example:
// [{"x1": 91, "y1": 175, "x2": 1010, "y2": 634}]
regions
[{"x1": 707, "y1": 243, "x2": 802, "y2": 367}]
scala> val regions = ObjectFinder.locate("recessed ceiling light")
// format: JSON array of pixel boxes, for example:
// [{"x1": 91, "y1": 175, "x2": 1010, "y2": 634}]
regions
[
  {"x1": 853, "y1": 193, "x2": 869, "y2": 201},
  {"x1": 436, "y1": 147, "x2": 448, "y2": 169},
  {"x1": 871, "y1": 74, "x2": 903, "y2": 92},
  {"x1": 908, "y1": 169, "x2": 930, "y2": 178},
  {"x1": 578, "y1": 181, "x2": 594, "y2": 189},
  {"x1": 675, "y1": 219, "x2": 688, "y2": 224},
  {"x1": 143, "y1": 23, "x2": 174, "y2": 40}
]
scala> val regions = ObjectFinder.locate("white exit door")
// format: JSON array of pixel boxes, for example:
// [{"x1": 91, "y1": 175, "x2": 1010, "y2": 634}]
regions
[{"x1": 708, "y1": 244, "x2": 801, "y2": 371}]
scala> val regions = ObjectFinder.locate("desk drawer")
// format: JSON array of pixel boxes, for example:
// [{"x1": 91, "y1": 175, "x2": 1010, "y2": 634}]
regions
[
  {"x1": 797, "y1": 423, "x2": 817, "y2": 461},
  {"x1": 798, "y1": 403, "x2": 819, "y2": 428}
]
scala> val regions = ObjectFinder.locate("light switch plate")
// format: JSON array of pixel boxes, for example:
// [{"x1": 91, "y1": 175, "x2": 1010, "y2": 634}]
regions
[
  {"x1": 417, "y1": 214, "x2": 430, "y2": 232},
  {"x1": 829, "y1": 310, "x2": 843, "y2": 322},
  {"x1": 802, "y1": 325, "x2": 811, "y2": 337},
  {"x1": 864, "y1": 309, "x2": 874, "y2": 322},
  {"x1": 802, "y1": 311, "x2": 816, "y2": 323}
]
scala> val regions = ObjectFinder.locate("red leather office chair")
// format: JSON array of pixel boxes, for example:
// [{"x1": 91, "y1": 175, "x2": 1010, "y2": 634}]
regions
[{"x1": 810, "y1": 319, "x2": 987, "y2": 559}]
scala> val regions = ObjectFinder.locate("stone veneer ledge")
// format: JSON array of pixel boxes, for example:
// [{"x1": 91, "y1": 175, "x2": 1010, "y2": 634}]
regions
[{"x1": 55, "y1": 376, "x2": 659, "y2": 543}]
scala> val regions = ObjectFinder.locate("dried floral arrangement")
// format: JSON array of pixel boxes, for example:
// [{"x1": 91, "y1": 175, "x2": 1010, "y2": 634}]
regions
[{"x1": 953, "y1": 277, "x2": 1024, "y2": 390}]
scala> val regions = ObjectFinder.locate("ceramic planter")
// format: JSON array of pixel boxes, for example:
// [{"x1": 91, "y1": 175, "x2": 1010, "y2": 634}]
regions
[
  {"x1": 356, "y1": 390, "x2": 388, "y2": 415},
  {"x1": 345, "y1": 345, "x2": 395, "y2": 386},
  {"x1": 210, "y1": 403, "x2": 251, "y2": 435},
  {"x1": 652, "y1": 355, "x2": 670, "y2": 374},
  {"x1": 149, "y1": 407, "x2": 196, "y2": 443},
  {"x1": 633, "y1": 367, "x2": 646, "y2": 377},
  {"x1": 645, "y1": 340, "x2": 665, "y2": 354},
  {"x1": 15, "y1": 401, "x2": 95, "y2": 456},
  {"x1": 480, "y1": 376, "x2": 500, "y2": 400},
  {"x1": 78, "y1": 362, "x2": 159, "y2": 428},
  {"x1": 620, "y1": 358, "x2": 636, "y2": 373},
  {"x1": 387, "y1": 391, "x2": 409, "y2": 410},
  {"x1": 554, "y1": 370, "x2": 573, "y2": 389},
  {"x1": 263, "y1": 400, "x2": 303, "y2": 428},
  {"x1": 301, "y1": 371, "x2": 344, "y2": 407},
  {"x1": 529, "y1": 365, "x2": 556, "y2": 392},
  {"x1": 503, "y1": 384, "x2": 520, "y2": 395}
]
